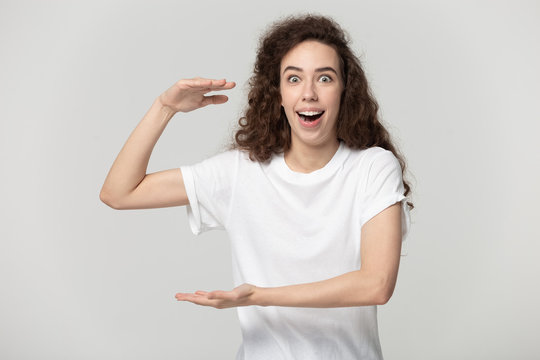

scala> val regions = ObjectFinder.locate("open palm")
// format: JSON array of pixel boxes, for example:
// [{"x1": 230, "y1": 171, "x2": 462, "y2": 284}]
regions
[{"x1": 175, "y1": 283, "x2": 256, "y2": 309}]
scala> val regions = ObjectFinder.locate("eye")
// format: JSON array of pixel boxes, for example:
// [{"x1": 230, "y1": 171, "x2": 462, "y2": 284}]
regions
[
  {"x1": 319, "y1": 75, "x2": 332, "y2": 83},
  {"x1": 288, "y1": 75, "x2": 300, "y2": 83}
]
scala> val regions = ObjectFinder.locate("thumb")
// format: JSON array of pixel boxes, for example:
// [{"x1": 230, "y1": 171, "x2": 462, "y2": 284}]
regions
[{"x1": 201, "y1": 94, "x2": 229, "y2": 107}]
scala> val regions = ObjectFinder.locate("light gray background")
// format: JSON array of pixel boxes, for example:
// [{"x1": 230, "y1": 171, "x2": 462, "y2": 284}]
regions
[{"x1": 1, "y1": 0, "x2": 539, "y2": 359}]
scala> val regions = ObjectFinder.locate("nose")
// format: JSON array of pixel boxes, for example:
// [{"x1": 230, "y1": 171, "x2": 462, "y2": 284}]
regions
[{"x1": 302, "y1": 80, "x2": 318, "y2": 101}]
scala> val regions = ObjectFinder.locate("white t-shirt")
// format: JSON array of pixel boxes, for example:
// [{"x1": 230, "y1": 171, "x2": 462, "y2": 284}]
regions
[{"x1": 180, "y1": 141, "x2": 410, "y2": 360}]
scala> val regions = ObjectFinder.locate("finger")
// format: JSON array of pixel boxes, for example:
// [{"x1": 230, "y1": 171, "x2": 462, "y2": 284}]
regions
[
  {"x1": 191, "y1": 78, "x2": 213, "y2": 88},
  {"x1": 207, "y1": 290, "x2": 237, "y2": 301},
  {"x1": 182, "y1": 78, "x2": 235, "y2": 90},
  {"x1": 176, "y1": 292, "x2": 224, "y2": 308},
  {"x1": 199, "y1": 78, "x2": 233, "y2": 89},
  {"x1": 210, "y1": 78, "x2": 227, "y2": 87},
  {"x1": 175, "y1": 292, "x2": 208, "y2": 303},
  {"x1": 195, "y1": 290, "x2": 208, "y2": 296},
  {"x1": 211, "y1": 79, "x2": 236, "y2": 90},
  {"x1": 174, "y1": 78, "x2": 212, "y2": 92},
  {"x1": 196, "y1": 82, "x2": 236, "y2": 93},
  {"x1": 201, "y1": 94, "x2": 229, "y2": 107},
  {"x1": 175, "y1": 292, "x2": 195, "y2": 301},
  {"x1": 199, "y1": 82, "x2": 235, "y2": 96}
]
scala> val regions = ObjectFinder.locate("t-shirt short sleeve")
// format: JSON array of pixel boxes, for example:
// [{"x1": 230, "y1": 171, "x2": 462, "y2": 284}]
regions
[
  {"x1": 359, "y1": 149, "x2": 411, "y2": 251},
  {"x1": 179, "y1": 150, "x2": 238, "y2": 235}
]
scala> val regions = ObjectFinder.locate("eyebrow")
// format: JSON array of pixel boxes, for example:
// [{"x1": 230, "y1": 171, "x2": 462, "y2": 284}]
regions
[{"x1": 282, "y1": 66, "x2": 339, "y2": 76}]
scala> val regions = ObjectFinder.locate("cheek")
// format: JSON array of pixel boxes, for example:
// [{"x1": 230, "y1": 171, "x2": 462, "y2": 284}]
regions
[
  {"x1": 330, "y1": 91, "x2": 342, "y2": 111},
  {"x1": 280, "y1": 91, "x2": 288, "y2": 108},
  {"x1": 280, "y1": 88, "x2": 294, "y2": 108}
]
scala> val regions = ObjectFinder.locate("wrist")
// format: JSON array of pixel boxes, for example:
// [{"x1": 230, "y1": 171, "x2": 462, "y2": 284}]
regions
[
  {"x1": 155, "y1": 96, "x2": 178, "y2": 118},
  {"x1": 250, "y1": 285, "x2": 269, "y2": 307}
]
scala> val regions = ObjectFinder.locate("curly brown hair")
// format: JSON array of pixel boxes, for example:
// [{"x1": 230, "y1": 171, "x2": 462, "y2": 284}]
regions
[{"x1": 232, "y1": 14, "x2": 412, "y2": 206}]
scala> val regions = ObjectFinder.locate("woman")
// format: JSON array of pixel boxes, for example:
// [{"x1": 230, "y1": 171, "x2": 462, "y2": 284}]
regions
[{"x1": 100, "y1": 14, "x2": 412, "y2": 360}]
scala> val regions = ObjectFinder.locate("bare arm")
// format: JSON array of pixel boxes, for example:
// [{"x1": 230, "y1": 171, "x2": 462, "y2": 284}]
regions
[
  {"x1": 175, "y1": 202, "x2": 403, "y2": 308},
  {"x1": 99, "y1": 78, "x2": 235, "y2": 210}
]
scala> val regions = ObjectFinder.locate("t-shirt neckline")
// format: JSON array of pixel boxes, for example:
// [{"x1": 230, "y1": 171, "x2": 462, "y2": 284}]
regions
[{"x1": 272, "y1": 141, "x2": 348, "y2": 183}]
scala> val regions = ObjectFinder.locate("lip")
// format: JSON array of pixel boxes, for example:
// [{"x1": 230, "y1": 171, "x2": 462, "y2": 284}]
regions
[
  {"x1": 296, "y1": 107, "x2": 325, "y2": 113},
  {"x1": 296, "y1": 111, "x2": 323, "y2": 129}
]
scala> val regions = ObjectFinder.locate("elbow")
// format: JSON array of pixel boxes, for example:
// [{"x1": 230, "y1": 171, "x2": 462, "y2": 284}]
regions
[
  {"x1": 351, "y1": 272, "x2": 396, "y2": 306},
  {"x1": 366, "y1": 275, "x2": 396, "y2": 306},
  {"x1": 374, "y1": 280, "x2": 396, "y2": 305},
  {"x1": 374, "y1": 289, "x2": 393, "y2": 305},
  {"x1": 99, "y1": 188, "x2": 123, "y2": 210}
]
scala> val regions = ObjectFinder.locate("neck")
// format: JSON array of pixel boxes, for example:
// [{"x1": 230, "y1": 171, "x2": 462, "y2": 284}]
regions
[{"x1": 284, "y1": 140, "x2": 340, "y2": 173}]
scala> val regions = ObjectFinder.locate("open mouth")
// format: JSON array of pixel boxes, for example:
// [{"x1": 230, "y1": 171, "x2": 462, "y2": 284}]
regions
[{"x1": 297, "y1": 110, "x2": 325, "y2": 122}]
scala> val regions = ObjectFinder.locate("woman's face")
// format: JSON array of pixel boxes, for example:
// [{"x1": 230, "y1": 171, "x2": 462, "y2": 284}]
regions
[{"x1": 280, "y1": 40, "x2": 344, "y2": 150}]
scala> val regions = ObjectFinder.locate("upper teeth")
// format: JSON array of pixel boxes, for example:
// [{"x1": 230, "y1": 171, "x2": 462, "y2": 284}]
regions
[{"x1": 298, "y1": 111, "x2": 323, "y2": 116}]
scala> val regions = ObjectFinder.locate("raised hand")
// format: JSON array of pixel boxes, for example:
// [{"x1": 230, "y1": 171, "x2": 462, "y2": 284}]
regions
[
  {"x1": 175, "y1": 283, "x2": 256, "y2": 309},
  {"x1": 158, "y1": 77, "x2": 236, "y2": 113}
]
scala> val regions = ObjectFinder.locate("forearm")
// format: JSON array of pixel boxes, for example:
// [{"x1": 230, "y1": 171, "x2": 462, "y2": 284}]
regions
[
  {"x1": 253, "y1": 269, "x2": 395, "y2": 308},
  {"x1": 100, "y1": 98, "x2": 176, "y2": 205},
  {"x1": 176, "y1": 203, "x2": 402, "y2": 309}
]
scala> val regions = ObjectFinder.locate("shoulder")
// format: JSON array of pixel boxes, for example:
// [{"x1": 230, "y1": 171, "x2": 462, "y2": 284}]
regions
[
  {"x1": 185, "y1": 148, "x2": 263, "y2": 179},
  {"x1": 193, "y1": 148, "x2": 251, "y2": 166},
  {"x1": 345, "y1": 146, "x2": 399, "y2": 172},
  {"x1": 350, "y1": 145, "x2": 393, "y2": 159},
  {"x1": 340, "y1": 146, "x2": 403, "y2": 194}
]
